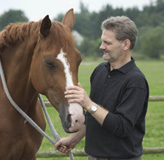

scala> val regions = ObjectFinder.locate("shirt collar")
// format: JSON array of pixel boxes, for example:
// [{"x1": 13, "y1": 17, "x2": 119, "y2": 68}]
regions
[{"x1": 104, "y1": 57, "x2": 136, "y2": 74}]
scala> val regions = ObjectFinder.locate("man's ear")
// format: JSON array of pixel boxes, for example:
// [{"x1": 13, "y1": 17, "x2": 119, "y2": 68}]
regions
[{"x1": 123, "y1": 39, "x2": 131, "y2": 50}]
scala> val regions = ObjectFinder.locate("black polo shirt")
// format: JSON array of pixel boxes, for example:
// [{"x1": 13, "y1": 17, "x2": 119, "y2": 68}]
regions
[{"x1": 85, "y1": 58, "x2": 149, "y2": 159}]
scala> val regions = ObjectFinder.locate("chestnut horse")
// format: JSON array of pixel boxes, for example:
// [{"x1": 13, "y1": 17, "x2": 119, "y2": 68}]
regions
[{"x1": 0, "y1": 9, "x2": 85, "y2": 160}]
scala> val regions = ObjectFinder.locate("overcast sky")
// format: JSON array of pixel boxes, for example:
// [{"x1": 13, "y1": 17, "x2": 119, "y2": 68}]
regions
[{"x1": 0, "y1": 0, "x2": 155, "y2": 21}]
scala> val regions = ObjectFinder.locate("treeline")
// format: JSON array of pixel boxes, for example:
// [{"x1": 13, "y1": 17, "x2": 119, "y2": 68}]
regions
[
  {"x1": 55, "y1": 0, "x2": 164, "y2": 59},
  {"x1": 1, "y1": 0, "x2": 164, "y2": 59}
]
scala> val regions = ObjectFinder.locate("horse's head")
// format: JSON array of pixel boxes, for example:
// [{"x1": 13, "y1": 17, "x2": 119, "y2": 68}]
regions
[{"x1": 30, "y1": 9, "x2": 85, "y2": 133}]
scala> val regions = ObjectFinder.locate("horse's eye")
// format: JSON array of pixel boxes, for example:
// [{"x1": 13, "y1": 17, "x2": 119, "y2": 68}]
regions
[{"x1": 45, "y1": 59, "x2": 55, "y2": 68}]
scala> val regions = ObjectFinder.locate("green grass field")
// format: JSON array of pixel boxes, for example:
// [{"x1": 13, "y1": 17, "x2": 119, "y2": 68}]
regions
[{"x1": 37, "y1": 60, "x2": 164, "y2": 160}]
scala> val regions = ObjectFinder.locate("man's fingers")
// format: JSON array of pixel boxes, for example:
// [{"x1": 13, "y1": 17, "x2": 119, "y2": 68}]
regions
[
  {"x1": 65, "y1": 93, "x2": 80, "y2": 98},
  {"x1": 68, "y1": 98, "x2": 80, "y2": 103},
  {"x1": 58, "y1": 145, "x2": 72, "y2": 154},
  {"x1": 77, "y1": 82, "x2": 82, "y2": 88},
  {"x1": 55, "y1": 140, "x2": 62, "y2": 150},
  {"x1": 65, "y1": 90, "x2": 78, "y2": 95},
  {"x1": 67, "y1": 85, "x2": 80, "y2": 90}
]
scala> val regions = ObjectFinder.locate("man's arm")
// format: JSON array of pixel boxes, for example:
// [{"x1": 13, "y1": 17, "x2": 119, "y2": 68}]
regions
[
  {"x1": 65, "y1": 83, "x2": 109, "y2": 125},
  {"x1": 89, "y1": 104, "x2": 109, "y2": 125}
]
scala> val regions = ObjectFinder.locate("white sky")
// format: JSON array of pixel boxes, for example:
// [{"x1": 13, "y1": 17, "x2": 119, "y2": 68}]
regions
[{"x1": 0, "y1": 0, "x2": 155, "y2": 21}]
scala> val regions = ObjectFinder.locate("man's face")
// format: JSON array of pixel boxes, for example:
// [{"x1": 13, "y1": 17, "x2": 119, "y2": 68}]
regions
[{"x1": 100, "y1": 29, "x2": 124, "y2": 63}]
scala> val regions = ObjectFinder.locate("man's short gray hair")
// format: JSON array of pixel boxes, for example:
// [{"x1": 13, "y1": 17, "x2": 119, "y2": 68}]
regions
[{"x1": 101, "y1": 16, "x2": 138, "y2": 50}]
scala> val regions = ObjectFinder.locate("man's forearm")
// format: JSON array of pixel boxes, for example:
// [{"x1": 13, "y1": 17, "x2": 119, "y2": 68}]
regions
[
  {"x1": 86, "y1": 102, "x2": 109, "y2": 126},
  {"x1": 69, "y1": 124, "x2": 86, "y2": 144}
]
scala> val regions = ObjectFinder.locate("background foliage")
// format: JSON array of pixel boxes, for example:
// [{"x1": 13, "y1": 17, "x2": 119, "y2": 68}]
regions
[{"x1": 0, "y1": 9, "x2": 28, "y2": 31}]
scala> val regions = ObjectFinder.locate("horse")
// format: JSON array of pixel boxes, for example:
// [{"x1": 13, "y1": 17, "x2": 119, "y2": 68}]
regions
[{"x1": 0, "y1": 9, "x2": 85, "y2": 160}]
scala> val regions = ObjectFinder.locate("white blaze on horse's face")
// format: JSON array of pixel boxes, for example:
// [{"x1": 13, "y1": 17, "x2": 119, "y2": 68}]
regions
[
  {"x1": 56, "y1": 49, "x2": 73, "y2": 88},
  {"x1": 57, "y1": 49, "x2": 85, "y2": 132}
]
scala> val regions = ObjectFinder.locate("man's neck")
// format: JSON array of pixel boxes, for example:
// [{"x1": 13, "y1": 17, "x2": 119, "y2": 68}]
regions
[{"x1": 110, "y1": 55, "x2": 131, "y2": 71}]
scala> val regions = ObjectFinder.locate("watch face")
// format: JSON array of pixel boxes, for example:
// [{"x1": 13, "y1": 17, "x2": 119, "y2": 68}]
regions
[
  {"x1": 92, "y1": 105, "x2": 97, "y2": 111},
  {"x1": 90, "y1": 104, "x2": 98, "y2": 114}
]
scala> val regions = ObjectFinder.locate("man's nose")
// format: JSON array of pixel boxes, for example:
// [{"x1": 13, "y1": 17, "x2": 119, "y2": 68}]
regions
[{"x1": 100, "y1": 43, "x2": 105, "y2": 50}]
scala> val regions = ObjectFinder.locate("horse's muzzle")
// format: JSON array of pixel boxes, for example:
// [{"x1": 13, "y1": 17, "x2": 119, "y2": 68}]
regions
[{"x1": 59, "y1": 103, "x2": 85, "y2": 133}]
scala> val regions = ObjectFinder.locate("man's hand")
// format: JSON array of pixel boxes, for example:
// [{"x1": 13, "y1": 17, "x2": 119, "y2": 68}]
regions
[
  {"x1": 55, "y1": 136, "x2": 76, "y2": 154},
  {"x1": 55, "y1": 125, "x2": 86, "y2": 154},
  {"x1": 65, "y1": 83, "x2": 94, "y2": 110}
]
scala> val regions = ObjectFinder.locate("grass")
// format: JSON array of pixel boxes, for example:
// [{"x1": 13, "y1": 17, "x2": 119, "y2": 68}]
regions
[{"x1": 37, "y1": 60, "x2": 164, "y2": 160}]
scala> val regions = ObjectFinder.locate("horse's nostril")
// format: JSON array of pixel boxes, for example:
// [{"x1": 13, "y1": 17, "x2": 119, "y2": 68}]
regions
[
  {"x1": 67, "y1": 114, "x2": 79, "y2": 123},
  {"x1": 67, "y1": 114, "x2": 71, "y2": 121}
]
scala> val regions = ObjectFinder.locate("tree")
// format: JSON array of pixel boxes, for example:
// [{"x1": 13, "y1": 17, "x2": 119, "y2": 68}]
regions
[
  {"x1": 139, "y1": 24, "x2": 164, "y2": 59},
  {"x1": 0, "y1": 9, "x2": 28, "y2": 31},
  {"x1": 78, "y1": 37, "x2": 101, "y2": 58},
  {"x1": 156, "y1": 0, "x2": 164, "y2": 13},
  {"x1": 74, "y1": 2, "x2": 91, "y2": 38},
  {"x1": 54, "y1": 13, "x2": 64, "y2": 22}
]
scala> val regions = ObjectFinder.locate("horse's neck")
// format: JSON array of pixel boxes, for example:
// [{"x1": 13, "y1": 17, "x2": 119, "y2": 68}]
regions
[{"x1": 1, "y1": 39, "x2": 38, "y2": 111}]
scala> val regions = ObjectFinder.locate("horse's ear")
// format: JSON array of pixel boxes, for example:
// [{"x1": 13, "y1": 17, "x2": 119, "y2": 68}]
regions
[
  {"x1": 62, "y1": 8, "x2": 75, "y2": 31},
  {"x1": 40, "y1": 15, "x2": 51, "y2": 37}
]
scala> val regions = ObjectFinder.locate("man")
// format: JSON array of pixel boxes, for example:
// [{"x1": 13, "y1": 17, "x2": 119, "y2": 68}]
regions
[{"x1": 55, "y1": 16, "x2": 149, "y2": 160}]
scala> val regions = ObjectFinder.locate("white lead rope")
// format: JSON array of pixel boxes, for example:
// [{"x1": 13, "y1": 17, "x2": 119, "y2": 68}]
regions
[
  {"x1": 39, "y1": 95, "x2": 74, "y2": 159},
  {"x1": 39, "y1": 94, "x2": 60, "y2": 142},
  {"x1": 0, "y1": 59, "x2": 74, "y2": 160}
]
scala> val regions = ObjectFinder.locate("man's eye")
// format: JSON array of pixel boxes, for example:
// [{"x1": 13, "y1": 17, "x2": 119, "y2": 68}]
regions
[{"x1": 105, "y1": 42, "x2": 111, "y2": 45}]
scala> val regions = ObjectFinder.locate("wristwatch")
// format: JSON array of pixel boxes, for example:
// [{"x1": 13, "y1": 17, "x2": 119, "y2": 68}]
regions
[{"x1": 90, "y1": 103, "x2": 98, "y2": 114}]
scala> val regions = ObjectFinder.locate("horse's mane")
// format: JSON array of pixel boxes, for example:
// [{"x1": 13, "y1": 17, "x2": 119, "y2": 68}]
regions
[
  {"x1": 0, "y1": 19, "x2": 75, "y2": 52},
  {"x1": 0, "y1": 21, "x2": 39, "y2": 51}
]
